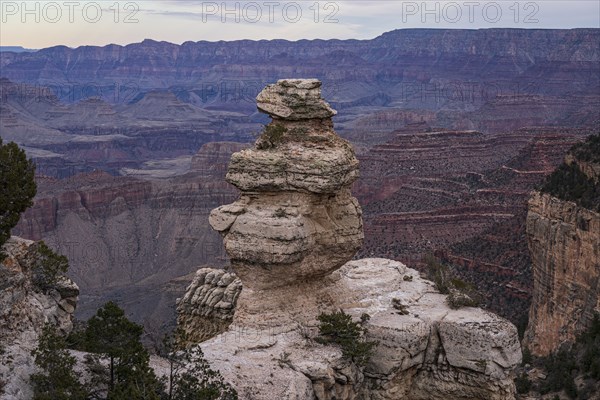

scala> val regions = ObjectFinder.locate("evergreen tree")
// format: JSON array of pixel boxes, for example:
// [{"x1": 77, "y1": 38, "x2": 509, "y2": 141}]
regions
[
  {"x1": 30, "y1": 324, "x2": 88, "y2": 400},
  {"x1": 0, "y1": 138, "x2": 37, "y2": 256},
  {"x1": 84, "y1": 301, "x2": 163, "y2": 399},
  {"x1": 30, "y1": 241, "x2": 70, "y2": 291},
  {"x1": 159, "y1": 329, "x2": 237, "y2": 400},
  {"x1": 316, "y1": 310, "x2": 378, "y2": 367}
]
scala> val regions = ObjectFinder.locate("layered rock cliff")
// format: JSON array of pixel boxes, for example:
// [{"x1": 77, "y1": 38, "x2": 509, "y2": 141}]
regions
[
  {"x1": 2, "y1": 29, "x2": 598, "y2": 96},
  {"x1": 181, "y1": 80, "x2": 522, "y2": 399},
  {"x1": 524, "y1": 136, "x2": 600, "y2": 356},
  {"x1": 0, "y1": 237, "x2": 79, "y2": 399}
]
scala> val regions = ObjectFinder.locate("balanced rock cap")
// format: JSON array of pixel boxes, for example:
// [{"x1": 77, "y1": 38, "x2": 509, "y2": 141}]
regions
[{"x1": 256, "y1": 79, "x2": 337, "y2": 120}]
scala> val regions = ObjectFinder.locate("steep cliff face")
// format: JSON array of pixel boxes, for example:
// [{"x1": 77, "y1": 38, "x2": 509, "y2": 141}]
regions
[
  {"x1": 182, "y1": 80, "x2": 522, "y2": 399},
  {"x1": 0, "y1": 237, "x2": 79, "y2": 399},
  {"x1": 524, "y1": 192, "x2": 600, "y2": 356},
  {"x1": 524, "y1": 135, "x2": 600, "y2": 356}
]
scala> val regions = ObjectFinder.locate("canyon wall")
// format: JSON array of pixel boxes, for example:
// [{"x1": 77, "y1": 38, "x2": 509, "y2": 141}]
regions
[
  {"x1": 524, "y1": 137, "x2": 600, "y2": 356},
  {"x1": 12, "y1": 143, "x2": 244, "y2": 335},
  {"x1": 357, "y1": 127, "x2": 589, "y2": 324},
  {"x1": 524, "y1": 192, "x2": 600, "y2": 356},
  {"x1": 4, "y1": 29, "x2": 598, "y2": 335}
]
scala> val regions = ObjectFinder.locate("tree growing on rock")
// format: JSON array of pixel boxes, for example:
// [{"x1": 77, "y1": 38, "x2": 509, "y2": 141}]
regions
[
  {"x1": 0, "y1": 138, "x2": 36, "y2": 257},
  {"x1": 30, "y1": 324, "x2": 88, "y2": 400},
  {"x1": 29, "y1": 241, "x2": 70, "y2": 291},
  {"x1": 316, "y1": 310, "x2": 378, "y2": 367},
  {"x1": 158, "y1": 328, "x2": 238, "y2": 400},
  {"x1": 84, "y1": 301, "x2": 164, "y2": 399}
]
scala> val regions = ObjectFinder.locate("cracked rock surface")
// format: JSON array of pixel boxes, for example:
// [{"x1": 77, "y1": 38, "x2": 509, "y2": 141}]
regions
[
  {"x1": 199, "y1": 259, "x2": 521, "y2": 400},
  {"x1": 0, "y1": 237, "x2": 79, "y2": 400},
  {"x1": 176, "y1": 268, "x2": 241, "y2": 343}
]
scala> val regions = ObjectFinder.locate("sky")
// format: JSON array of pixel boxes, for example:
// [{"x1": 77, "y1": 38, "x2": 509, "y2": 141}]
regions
[{"x1": 1, "y1": 0, "x2": 599, "y2": 49}]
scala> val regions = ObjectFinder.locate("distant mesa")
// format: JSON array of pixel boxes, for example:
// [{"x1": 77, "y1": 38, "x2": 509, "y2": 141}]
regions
[{"x1": 0, "y1": 46, "x2": 37, "y2": 53}]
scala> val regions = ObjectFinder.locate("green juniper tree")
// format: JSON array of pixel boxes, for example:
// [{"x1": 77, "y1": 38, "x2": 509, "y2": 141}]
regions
[
  {"x1": 29, "y1": 241, "x2": 70, "y2": 291},
  {"x1": 84, "y1": 301, "x2": 163, "y2": 399},
  {"x1": 30, "y1": 324, "x2": 88, "y2": 400},
  {"x1": 158, "y1": 329, "x2": 237, "y2": 400},
  {"x1": 316, "y1": 310, "x2": 378, "y2": 367},
  {"x1": 0, "y1": 138, "x2": 36, "y2": 257}
]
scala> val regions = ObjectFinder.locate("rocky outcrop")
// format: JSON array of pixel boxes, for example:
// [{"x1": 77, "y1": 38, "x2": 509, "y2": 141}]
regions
[
  {"x1": 200, "y1": 258, "x2": 521, "y2": 400},
  {"x1": 524, "y1": 191, "x2": 600, "y2": 356},
  {"x1": 256, "y1": 79, "x2": 337, "y2": 120},
  {"x1": 0, "y1": 237, "x2": 79, "y2": 400},
  {"x1": 210, "y1": 79, "x2": 363, "y2": 294},
  {"x1": 176, "y1": 268, "x2": 241, "y2": 344},
  {"x1": 186, "y1": 80, "x2": 522, "y2": 399}
]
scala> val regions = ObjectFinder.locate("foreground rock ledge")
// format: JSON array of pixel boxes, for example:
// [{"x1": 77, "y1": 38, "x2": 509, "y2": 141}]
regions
[
  {"x1": 191, "y1": 79, "x2": 522, "y2": 399},
  {"x1": 196, "y1": 259, "x2": 521, "y2": 400}
]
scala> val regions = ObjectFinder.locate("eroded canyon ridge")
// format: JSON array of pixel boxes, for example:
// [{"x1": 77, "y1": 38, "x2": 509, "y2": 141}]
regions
[
  {"x1": 183, "y1": 79, "x2": 522, "y2": 400},
  {"x1": 2, "y1": 28, "x2": 599, "y2": 334}
]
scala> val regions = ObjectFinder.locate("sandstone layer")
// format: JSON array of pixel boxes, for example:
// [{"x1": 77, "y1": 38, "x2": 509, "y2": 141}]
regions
[
  {"x1": 210, "y1": 79, "x2": 364, "y2": 294},
  {"x1": 0, "y1": 237, "x2": 79, "y2": 400},
  {"x1": 524, "y1": 191, "x2": 600, "y2": 356},
  {"x1": 188, "y1": 80, "x2": 523, "y2": 399}
]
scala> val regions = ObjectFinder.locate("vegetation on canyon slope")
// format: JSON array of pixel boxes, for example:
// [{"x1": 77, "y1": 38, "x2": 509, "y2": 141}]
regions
[
  {"x1": 541, "y1": 134, "x2": 600, "y2": 212},
  {"x1": 518, "y1": 313, "x2": 600, "y2": 399},
  {"x1": 37, "y1": 302, "x2": 238, "y2": 400},
  {"x1": 0, "y1": 141, "x2": 236, "y2": 400},
  {"x1": 571, "y1": 133, "x2": 600, "y2": 163},
  {"x1": 425, "y1": 254, "x2": 483, "y2": 309},
  {"x1": 30, "y1": 241, "x2": 70, "y2": 291},
  {"x1": 316, "y1": 310, "x2": 378, "y2": 367},
  {"x1": 31, "y1": 325, "x2": 88, "y2": 400}
]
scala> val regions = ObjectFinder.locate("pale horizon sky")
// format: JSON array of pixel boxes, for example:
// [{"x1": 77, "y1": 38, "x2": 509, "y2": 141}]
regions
[{"x1": 1, "y1": 0, "x2": 599, "y2": 49}]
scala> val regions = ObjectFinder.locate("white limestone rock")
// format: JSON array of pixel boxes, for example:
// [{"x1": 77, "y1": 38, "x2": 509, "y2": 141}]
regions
[
  {"x1": 197, "y1": 259, "x2": 521, "y2": 400},
  {"x1": 0, "y1": 237, "x2": 79, "y2": 400},
  {"x1": 176, "y1": 268, "x2": 242, "y2": 343}
]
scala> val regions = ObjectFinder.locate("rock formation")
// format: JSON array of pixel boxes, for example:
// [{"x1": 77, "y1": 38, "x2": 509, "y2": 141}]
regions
[
  {"x1": 209, "y1": 79, "x2": 364, "y2": 328},
  {"x1": 184, "y1": 79, "x2": 522, "y2": 399},
  {"x1": 176, "y1": 268, "x2": 241, "y2": 344},
  {"x1": 0, "y1": 237, "x2": 79, "y2": 399},
  {"x1": 524, "y1": 142, "x2": 600, "y2": 356}
]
